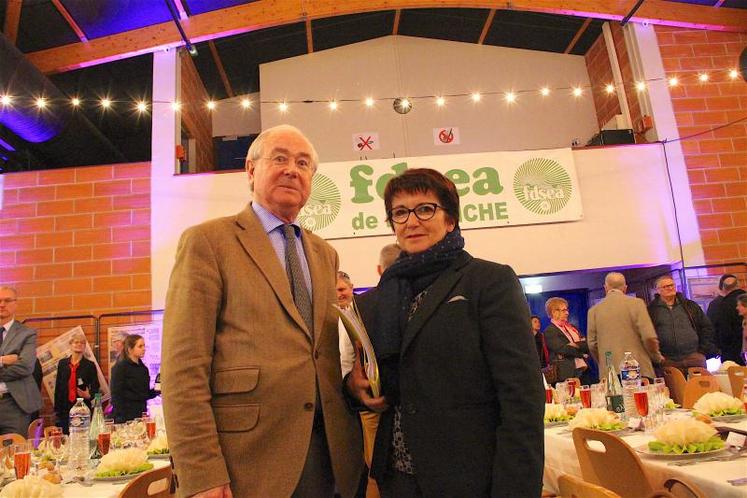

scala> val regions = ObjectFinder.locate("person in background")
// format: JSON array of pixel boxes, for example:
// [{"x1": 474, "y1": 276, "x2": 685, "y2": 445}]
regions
[
  {"x1": 110, "y1": 334, "x2": 157, "y2": 423},
  {"x1": 338, "y1": 271, "x2": 356, "y2": 377},
  {"x1": 54, "y1": 333, "x2": 100, "y2": 433},
  {"x1": 706, "y1": 274, "x2": 733, "y2": 328},
  {"x1": 0, "y1": 286, "x2": 42, "y2": 436},
  {"x1": 737, "y1": 293, "x2": 747, "y2": 363},
  {"x1": 544, "y1": 298, "x2": 594, "y2": 385},
  {"x1": 587, "y1": 272, "x2": 664, "y2": 380},
  {"x1": 346, "y1": 168, "x2": 544, "y2": 497},
  {"x1": 647, "y1": 275, "x2": 718, "y2": 373},
  {"x1": 30, "y1": 358, "x2": 43, "y2": 422},
  {"x1": 531, "y1": 315, "x2": 549, "y2": 369},
  {"x1": 711, "y1": 275, "x2": 746, "y2": 365}
]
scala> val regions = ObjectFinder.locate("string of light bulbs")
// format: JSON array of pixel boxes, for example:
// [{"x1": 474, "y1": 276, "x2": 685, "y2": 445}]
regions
[{"x1": 0, "y1": 68, "x2": 740, "y2": 114}]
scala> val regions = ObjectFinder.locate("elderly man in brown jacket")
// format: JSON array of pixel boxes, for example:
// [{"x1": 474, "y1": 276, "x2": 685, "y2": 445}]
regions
[{"x1": 162, "y1": 125, "x2": 363, "y2": 498}]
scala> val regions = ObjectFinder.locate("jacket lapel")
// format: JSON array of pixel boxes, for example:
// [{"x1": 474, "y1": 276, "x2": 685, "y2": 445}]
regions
[
  {"x1": 1, "y1": 322, "x2": 21, "y2": 354},
  {"x1": 234, "y1": 206, "x2": 312, "y2": 340},
  {"x1": 400, "y1": 254, "x2": 471, "y2": 356}
]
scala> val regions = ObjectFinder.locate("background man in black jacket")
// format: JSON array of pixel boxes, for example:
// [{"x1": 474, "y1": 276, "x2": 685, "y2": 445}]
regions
[{"x1": 710, "y1": 275, "x2": 746, "y2": 364}]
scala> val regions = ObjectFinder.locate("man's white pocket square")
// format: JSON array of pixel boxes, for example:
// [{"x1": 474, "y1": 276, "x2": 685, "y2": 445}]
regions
[{"x1": 447, "y1": 295, "x2": 468, "y2": 303}]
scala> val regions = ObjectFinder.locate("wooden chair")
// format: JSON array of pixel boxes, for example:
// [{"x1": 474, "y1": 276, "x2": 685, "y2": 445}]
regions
[
  {"x1": 572, "y1": 427, "x2": 706, "y2": 498},
  {"x1": 640, "y1": 377, "x2": 650, "y2": 386},
  {"x1": 0, "y1": 433, "x2": 25, "y2": 447},
  {"x1": 27, "y1": 417, "x2": 44, "y2": 448},
  {"x1": 682, "y1": 376, "x2": 720, "y2": 409},
  {"x1": 687, "y1": 367, "x2": 712, "y2": 378},
  {"x1": 727, "y1": 366, "x2": 747, "y2": 398},
  {"x1": 558, "y1": 474, "x2": 620, "y2": 498},
  {"x1": 662, "y1": 367, "x2": 687, "y2": 406},
  {"x1": 118, "y1": 465, "x2": 173, "y2": 498}
]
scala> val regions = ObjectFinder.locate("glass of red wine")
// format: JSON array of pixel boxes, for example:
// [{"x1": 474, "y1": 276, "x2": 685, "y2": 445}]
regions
[{"x1": 634, "y1": 386, "x2": 650, "y2": 431}]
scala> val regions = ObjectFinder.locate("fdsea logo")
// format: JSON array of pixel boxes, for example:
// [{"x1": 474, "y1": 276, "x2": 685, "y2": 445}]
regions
[
  {"x1": 512, "y1": 158, "x2": 572, "y2": 215},
  {"x1": 298, "y1": 173, "x2": 341, "y2": 231}
]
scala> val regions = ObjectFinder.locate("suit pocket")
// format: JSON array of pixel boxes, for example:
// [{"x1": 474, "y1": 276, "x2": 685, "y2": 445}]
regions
[
  {"x1": 214, "y1": 403, "x2": 260, "y2": 432},
  {"x1": 211, "y1": 367, "x2": 259, "y2": 394}
]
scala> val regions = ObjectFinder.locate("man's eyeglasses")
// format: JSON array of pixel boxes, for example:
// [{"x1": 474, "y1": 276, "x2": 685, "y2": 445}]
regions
[
  {"x1": 388, "y1": 203, "x2": 444, "y2": 224},
  {"x1": 0, "y1": 298, "x2": 17, "y2": 304},
  {"x1": 263, "y1": 153, "x2": 314, "y2": 172},
  {"x1": 658, "y1": 283, "x2": 676, "y2": 290}
]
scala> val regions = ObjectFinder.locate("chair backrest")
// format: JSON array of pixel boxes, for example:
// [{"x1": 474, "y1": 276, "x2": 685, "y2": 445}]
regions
[
  {"x1": 687, "y1": 367, "x2": 711, "y2": 378},
  {"x1": 640, "y1": 377, "x2": 650, "y2": 386},
  {"x1": 558, "y1": 473, "x2": 621, "y2": 498},
  {"x1": 727, "y1": 366, "x2": 747, "y2": 398},
  {"x1": 0, "y1": 433, "x2": 25, "y2": 447},
  {"x1": 27, "y1": 418, "x2": 44, "y2": 448},
  {"x1": 682, "y1": 376, "x2": 720, "y2": 409},
  {"x1": 572, "y1": 427, "x2": 655, "y2": 498},
  {"x1": 118, "y1": 465, "x2": 173, "y2": 498},
  {"x1": 43, "y1": 426, "x2": 61, "y2": 438},
  {"x1": 662, "y1": 367, "x2": 687, "y2": 405}
]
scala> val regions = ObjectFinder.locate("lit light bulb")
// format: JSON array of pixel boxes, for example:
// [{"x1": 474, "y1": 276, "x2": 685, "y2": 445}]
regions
[
  {"x1": 698, "y1": 73, "x2": 709, "y2": 82},
  {"x1": 136, "y1": 101, "x2": 148, "y2": 113},
  {"x1": 728, "y1": 69, "x2": 738, "y2": 80},
  {"x1": 171, "y1": 101, "x2": 181, "y2": 111},
  {"x1": 400, "y1": 98, "x2": 411, "y2": 110},
  {"x1": 1, "y1": 95, "x2": 12, "y2": 106},
  {"x1": 329, "y1": 100, "x2": 338, "y2": 111},
  {"x1": 605, "y1": 84, "x2": 615, "y2": 94},
  {"x1": 540, "y1": 87, "x2": 550, "y2": 97},
  {"x1": 471, "y1": 92, "x2": 481, "y2": 102},
  {"x1": 365, "y1": 97, "x2": 374, "y2": 107},
  {"x1": 279, "y1": 102, "x2": 289, "y2": 112},
  {"x1": 504, "y1": 92, "x2": 516, "y2": 103},
  {"x1": 35, "y1": 97, "x2": 47, "y2": 109},
  {"x1": 572, "y1": 87, "x2": 583, "y2": 97},
  {"x1": 435, "y1": 96, "x2": 445, "y2": 107},
  {"x1": 207, "y1": 101, "x2": 216, "y2": 110},
  {"x1": 668, "y1": 76, "x2": 679, "y2": 87},
  {"x1": 100, "y1": 98, "x2": 112, "y2": 109},
  {"x1": 71, "y1": 97, "x2": 81, "y2": 107},
  {"x1": 635, "y1": 81, "x2": 646, "y2": 92},
  {"x1": 240, "y1": 98, "x2": 251, "y2": 109}
]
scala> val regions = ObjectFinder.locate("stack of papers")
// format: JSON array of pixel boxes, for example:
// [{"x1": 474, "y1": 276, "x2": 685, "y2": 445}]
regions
[{"x1": 335, "y1": 301, "x2": 381, "y2": 397}]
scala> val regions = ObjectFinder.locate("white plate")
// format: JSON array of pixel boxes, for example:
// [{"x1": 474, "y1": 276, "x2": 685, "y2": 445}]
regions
[
  {"x1": 710, "y1": 414, "x2": 747, "y2": 422},
  {"x1": 636, "y1": 444, "x2": 728, "y2": 459},
  {"x1": 147, "y1": 453, "x2": 170, "y2": 460}
]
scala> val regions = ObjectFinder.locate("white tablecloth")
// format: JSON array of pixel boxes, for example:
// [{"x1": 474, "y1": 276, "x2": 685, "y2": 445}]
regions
[
  {"x1": 60, "y1": 459, "x2": 170, "y2": 498},
  {"x1": 544, "y1": 416, "x2": 747, "y2": 498}
]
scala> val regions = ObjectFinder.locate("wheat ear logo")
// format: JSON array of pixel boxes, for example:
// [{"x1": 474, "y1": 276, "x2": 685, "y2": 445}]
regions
[
  {"x1": 513, "y1": 158, "x2": 572, "y2": 215},
  {"x1": 298, "y1": 173, "x2": 341, "y2": 231}
]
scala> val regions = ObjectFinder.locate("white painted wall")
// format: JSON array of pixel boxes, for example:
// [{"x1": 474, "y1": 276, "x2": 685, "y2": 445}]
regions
[
  {"x1": 211, "y1": 92, "x2": 262, "y2": 137},
  {"x1": 150, "y1": 144, "x2": 682, "y2": 306}
]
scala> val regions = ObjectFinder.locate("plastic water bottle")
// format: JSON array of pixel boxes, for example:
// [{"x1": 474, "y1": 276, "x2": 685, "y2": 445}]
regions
[
  {"x1": 619, "y1": 351, "x2": 641, "y2": 419},
  {"x1": 69, "y1": 398, "x2": 91, "y2": 472}
]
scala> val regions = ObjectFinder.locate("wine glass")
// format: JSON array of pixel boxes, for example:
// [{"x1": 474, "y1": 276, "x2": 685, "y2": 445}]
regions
[
  {"x1": 13, "y1": 442, "x2": 31, "y2": 480},
  {"x1": 579, "y1": 385, "x2": 592, "y2": 409},
  {"x1": 634, "y1": 386, "x2": 650, "y2": 431}
]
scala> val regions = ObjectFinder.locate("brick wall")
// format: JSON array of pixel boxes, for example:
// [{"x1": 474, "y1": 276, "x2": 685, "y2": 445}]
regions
[
  {"x1": 585, "y1": 25, "x2": 746, "y2": 266},
  {"x1": 586, "y1": 34, "x2": 622, "y2": 129}
]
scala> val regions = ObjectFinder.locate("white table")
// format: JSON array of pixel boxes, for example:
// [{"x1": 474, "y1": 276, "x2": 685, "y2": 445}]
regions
[
  {"x1": 544, "y1": 415, "x2": 747, "y2": 498},
  {"x1": 60, "y1": 459, "x2": 170, "y2": 498}
]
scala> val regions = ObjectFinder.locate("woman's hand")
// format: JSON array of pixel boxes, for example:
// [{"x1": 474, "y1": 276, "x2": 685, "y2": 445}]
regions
[
  {"x1": 77, "y1": 387, "x2": 91, "y2": 400},
  {"x1": 346, "y1": 342, "x2": 388, "y2": 413}
]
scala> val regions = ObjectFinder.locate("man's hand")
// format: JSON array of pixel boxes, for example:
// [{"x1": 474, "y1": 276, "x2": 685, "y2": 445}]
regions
[
  {"x1": 1, "y1": 354, "x2": 18, "y2": 365},
  {"x1": 345, "y1": 343, "x2": 388, "y2": 413},
  {"x1": 191, "y1": 484, "x2": 233, "y2": 498}
]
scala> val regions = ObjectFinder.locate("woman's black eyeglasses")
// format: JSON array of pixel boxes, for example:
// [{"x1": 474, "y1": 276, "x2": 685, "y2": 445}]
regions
[{"x1": 388, "y1": 203, "x2": 444, "y2": 224}]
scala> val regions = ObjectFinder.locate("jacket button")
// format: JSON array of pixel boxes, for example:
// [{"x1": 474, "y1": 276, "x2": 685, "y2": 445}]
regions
[
  {"x1": 304, "y1": 402, "x2": 314, "y2": 411},
  {"x1": 405, "y1": 403, "x2": 417, "y2": 414}
]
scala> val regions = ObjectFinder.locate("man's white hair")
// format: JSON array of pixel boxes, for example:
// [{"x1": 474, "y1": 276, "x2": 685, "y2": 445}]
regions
[{"x1": 604, "y1": 272, "x2": 626, "y2": 290}]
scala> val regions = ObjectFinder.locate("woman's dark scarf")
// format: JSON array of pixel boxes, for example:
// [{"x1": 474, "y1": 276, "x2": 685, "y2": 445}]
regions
[{"x1": 369, "y1": 228, "x2": 465, "y2": 401}]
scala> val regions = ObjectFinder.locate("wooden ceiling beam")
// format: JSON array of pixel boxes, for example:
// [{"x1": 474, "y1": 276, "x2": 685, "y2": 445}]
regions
[
  {"x1": 50, "y1": 0, "x2": 88, "y2": 42},
  {"x1": 3, "y1": 0, "x2": 22, "y2": 45},
  {"x1": 393, "y1": 9, "x2": 401, "y2": 35},
  {"x1": 306, "y1": 18, "x2": 314, "y2": 53},
  {"x1": 564, "y1": 17, "x2": 591, "y2": 54},
  {"x1": 477, "y1": 9, "x2": 496, "y2": 45},
  {"x1": 208, "y1": 41, "x2": 235, "y2": 98},
  {"x1": 27, "y1": 0, "x2": 747, "y2": 75}
]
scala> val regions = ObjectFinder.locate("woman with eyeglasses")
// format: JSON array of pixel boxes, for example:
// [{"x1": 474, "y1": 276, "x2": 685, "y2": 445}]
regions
[
  {"x1": 346, "y1": 168, "x2": 544, "y2": 498},
  {"x1": 543, "y1": 297, "x2": 594, "y2": 385}
]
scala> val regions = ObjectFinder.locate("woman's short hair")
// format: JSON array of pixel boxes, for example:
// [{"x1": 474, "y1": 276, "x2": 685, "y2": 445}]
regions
[
  {"x1": 544, "y1": 297, "x2": 568, "y2": 319},
  {"x1": 120, "y1": 334, "x2": 144, "y2": 361},
  {"x1": 68, "y1": 333, "x2": 87, "y2": 345},
  {"x1": 383, "y1": 168, "x2": 460, "y2": 229}
]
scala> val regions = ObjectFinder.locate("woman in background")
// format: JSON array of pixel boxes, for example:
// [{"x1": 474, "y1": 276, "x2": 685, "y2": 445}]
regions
[
  {"x1": 54, "y1": 333, "x2": 99, "y2": 433},
  {"x1": 544, "y1": 297, "x2": 594, "y2": 385},
  {"x1": 110, "y1": 334, "x2": 158, "y2": 423}
]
